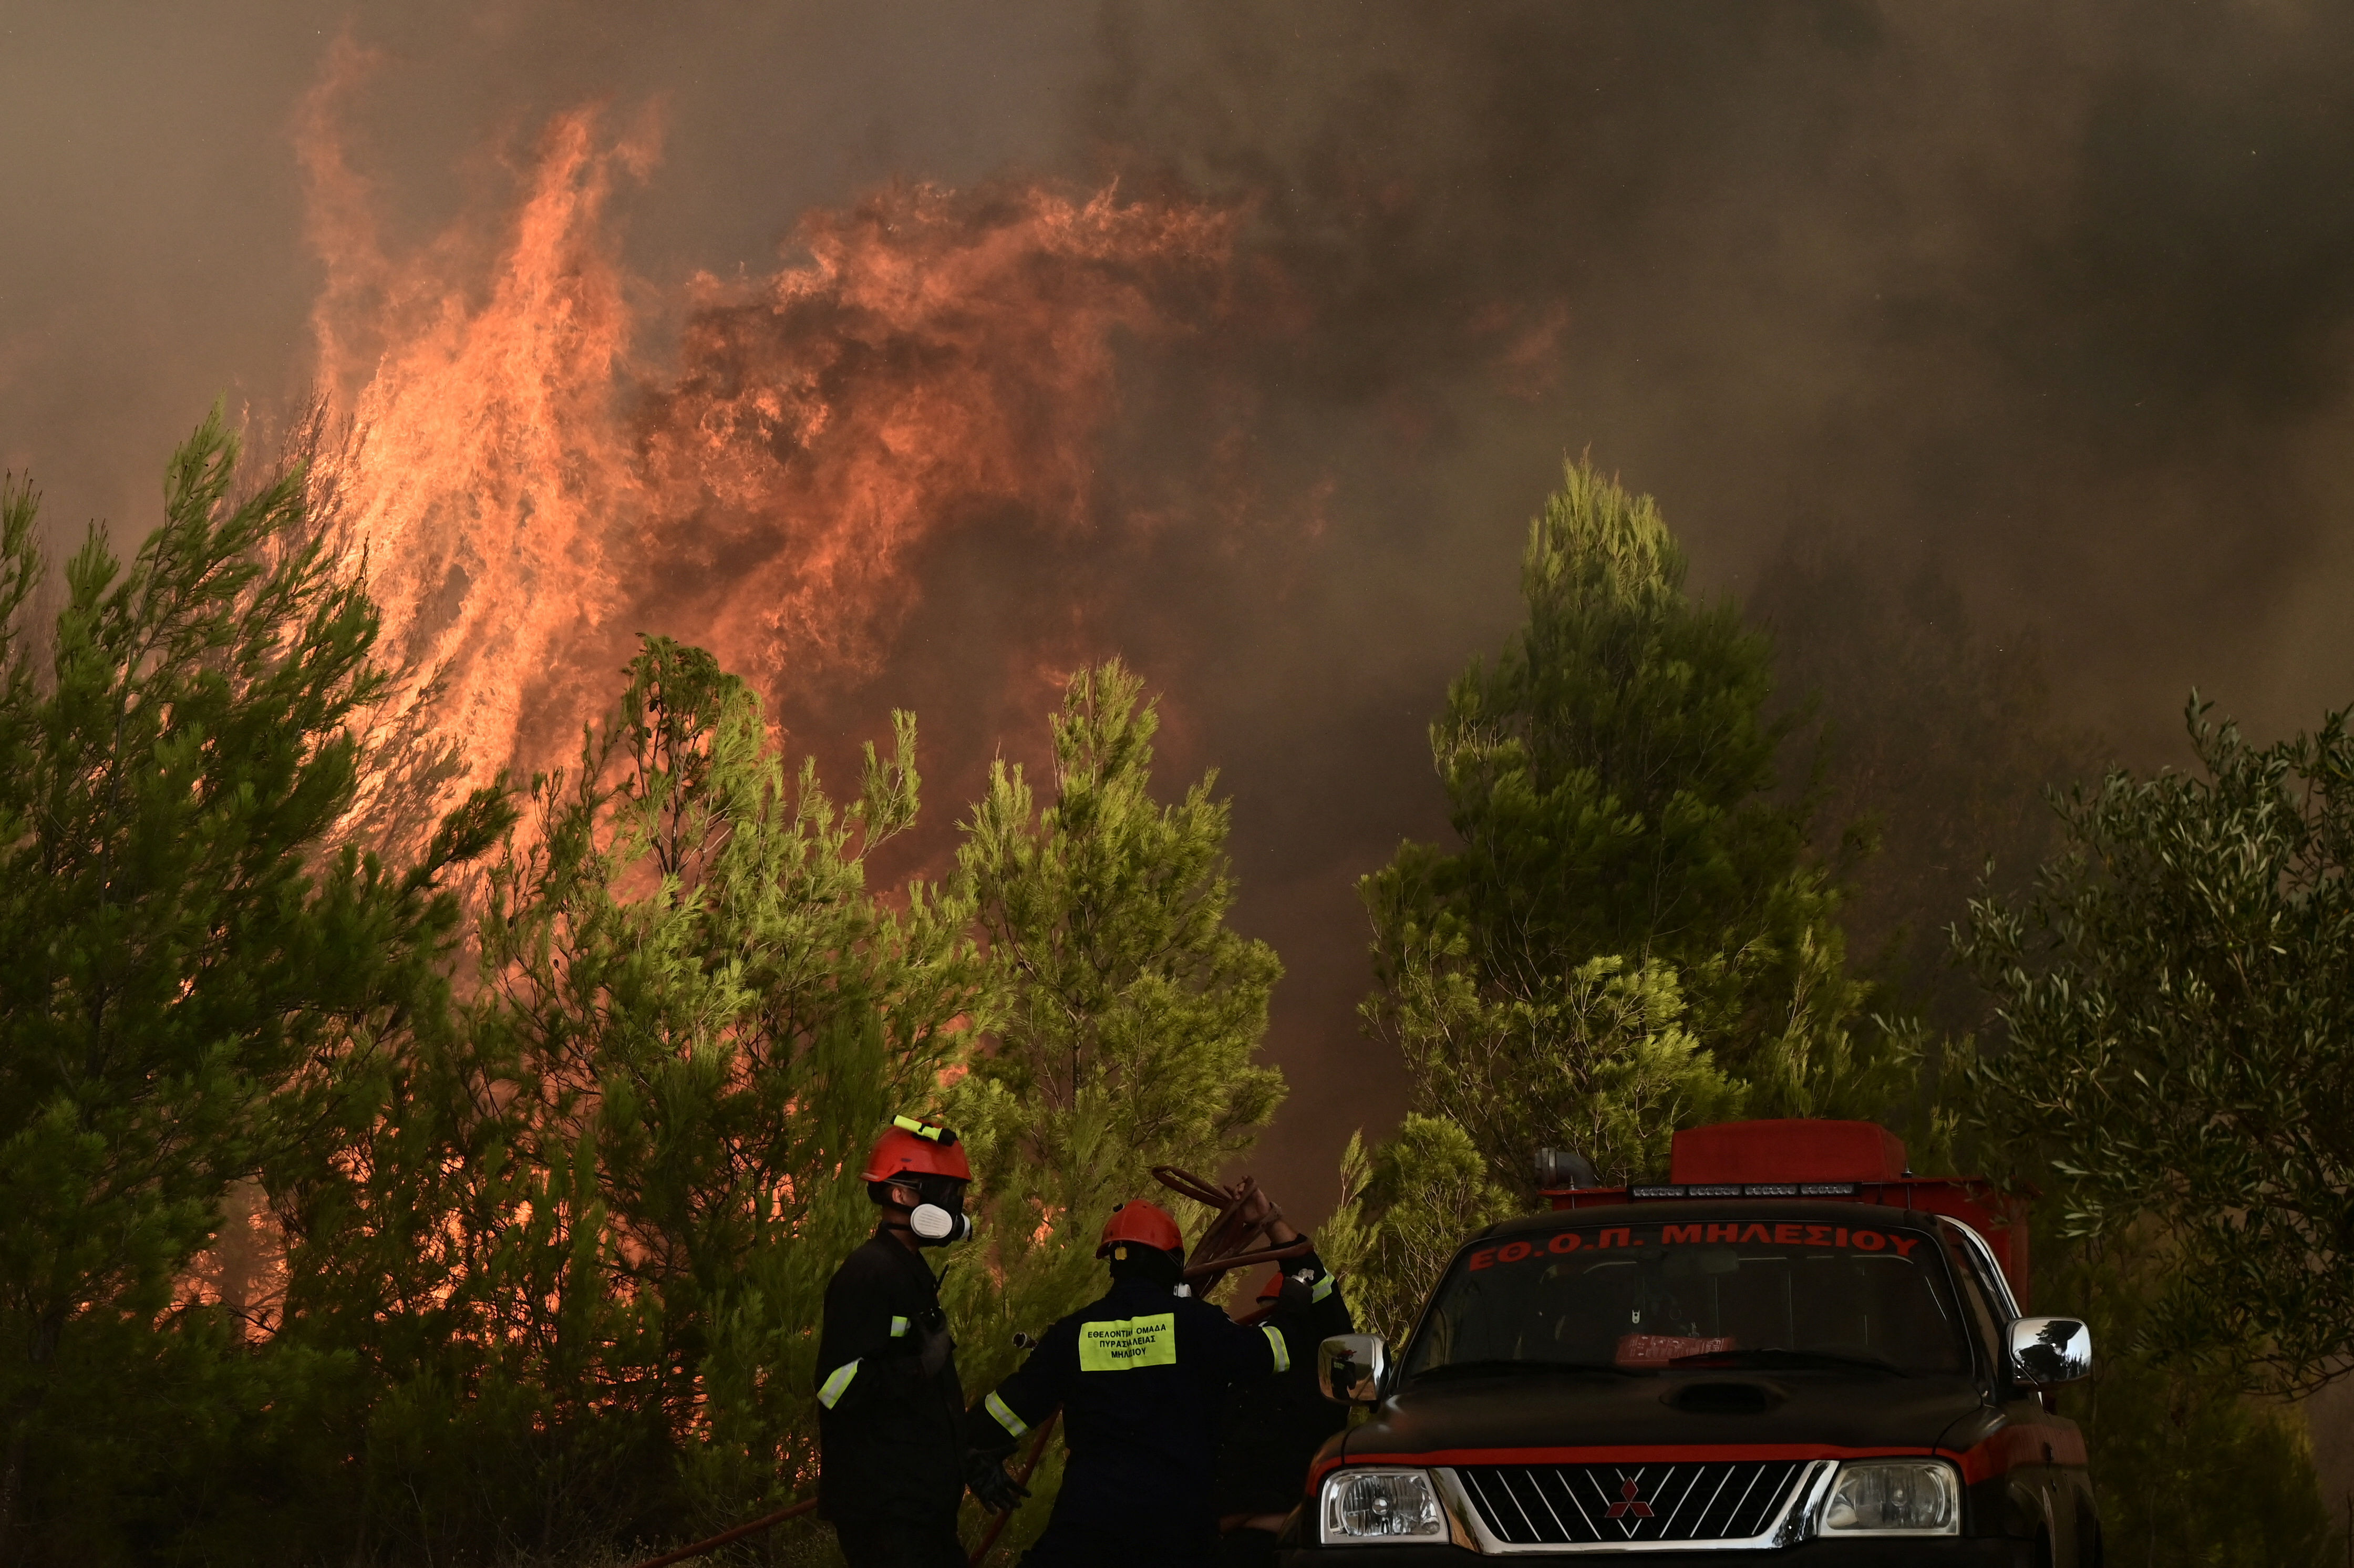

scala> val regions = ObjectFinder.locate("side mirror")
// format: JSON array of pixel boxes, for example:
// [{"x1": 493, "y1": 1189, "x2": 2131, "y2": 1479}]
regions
[
  {"x1": 1320, "y1": 1333, "x2": 1388, "y2": 1405},
  {"x1": 2008, "y1": 1316, "x2": 2092, "y2": 1385}
]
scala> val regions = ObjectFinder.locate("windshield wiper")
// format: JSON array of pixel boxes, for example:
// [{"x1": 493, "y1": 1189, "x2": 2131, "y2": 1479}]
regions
[
  {"x1": 1412, "y1": 1358, "x2": 1645, "y2": 1381},
  {"x1": 1666, "y1": 1347, "x2": 1911, "y2": 1376}
]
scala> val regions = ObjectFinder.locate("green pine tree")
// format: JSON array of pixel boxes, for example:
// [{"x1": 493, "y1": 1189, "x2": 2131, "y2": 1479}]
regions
[
  {"x1": 946, "y1": 660, "x2": 1286, "y2": 1553},
  {"x1": 1319, "y1": 1117, "x2": 1513, "y2": 1345},
  {"x1": 1343, "y1": 458, "x2": 1912, "y2": 1333},
  {"x1": 0, "y1": 411, "x2": 508, "y2": 1565},
  {"x1": 953, "y1": 660, "x2": 1284, "y2": 1190}
]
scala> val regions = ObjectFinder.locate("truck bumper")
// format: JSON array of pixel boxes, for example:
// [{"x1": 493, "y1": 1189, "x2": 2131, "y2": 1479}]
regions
[{"x1": 1279, "y1": 1541, "x2": 2039, "y2": 1566}]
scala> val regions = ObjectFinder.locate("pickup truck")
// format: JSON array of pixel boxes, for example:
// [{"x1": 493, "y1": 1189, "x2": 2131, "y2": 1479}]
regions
[{"x1": 1285, "y1": 1120, "x2": 2097, "y2": 1565}]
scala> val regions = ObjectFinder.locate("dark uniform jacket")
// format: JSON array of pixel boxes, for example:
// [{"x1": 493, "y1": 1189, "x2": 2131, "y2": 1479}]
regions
[
  {"x1": 1214, "y1": 1261, "x2": 1355, "y2": 1521},
  {"x1": 966, "y1": 1252, "x2": 1345, "y2": 1562},
  {"x1": 815, "y1": 1229, "x2": 965, "y2": 1521}
]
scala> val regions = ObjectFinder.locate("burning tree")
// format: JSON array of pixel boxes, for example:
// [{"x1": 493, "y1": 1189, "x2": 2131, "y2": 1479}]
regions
[
  {"x1": 0, "y1": 414, "x2": 1287, "y2": 1568},
  {"x1": 0, "y1": 412, "x2": 509, "y2": 1560},
  {"x1": 270, "y1": 636, "x2": 987, "y2": 1557}
]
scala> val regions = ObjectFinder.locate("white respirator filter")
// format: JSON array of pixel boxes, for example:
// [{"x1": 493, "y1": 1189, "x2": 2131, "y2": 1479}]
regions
[{"x1": 910, "y1": 1203, "x2": 970, "y2": 1243}]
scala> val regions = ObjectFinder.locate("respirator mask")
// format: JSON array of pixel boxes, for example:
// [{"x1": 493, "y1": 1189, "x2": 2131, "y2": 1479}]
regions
[{"x1": 901, "y1": 1174, "x2": 973, "y2": 1246}]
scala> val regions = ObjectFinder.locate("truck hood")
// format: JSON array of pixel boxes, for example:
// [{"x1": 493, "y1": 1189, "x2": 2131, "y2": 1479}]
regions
[{"x1": 1330, "y1": 1368, "x2": 1989, "y2": 1472}]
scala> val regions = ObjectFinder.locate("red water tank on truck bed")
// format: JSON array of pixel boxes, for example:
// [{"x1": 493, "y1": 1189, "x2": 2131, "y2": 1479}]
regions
[{"x1": 1279, "y1": 1120, "x2": 2096, "y2": 1566}]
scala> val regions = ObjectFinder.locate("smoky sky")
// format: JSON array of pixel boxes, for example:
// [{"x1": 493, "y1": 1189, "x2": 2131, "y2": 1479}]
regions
[{"x1": 7, "y1": 1, "x2": 2354, "y2": 1213}]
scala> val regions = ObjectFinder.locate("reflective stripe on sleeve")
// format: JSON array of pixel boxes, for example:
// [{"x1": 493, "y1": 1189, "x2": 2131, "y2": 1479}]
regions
[
  {"x1": 985, "y1": 1390, "x2": 1029, "y2": 1439},
  {"x1": 818, "y1": 1359, "x2": 860, "y2": 1409},
  {"x1": 1262, "y1": 1323, "x2": 1291, "y2": 1373},
  {"x1": 1310, "y1": 1274, "x2": 1335, "y2": 1303},
  {"x1": 889, "y1": 1316, "x2": 910, "y2": 1337}
]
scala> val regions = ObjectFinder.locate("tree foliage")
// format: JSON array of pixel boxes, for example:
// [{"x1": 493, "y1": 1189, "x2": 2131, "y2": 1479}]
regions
[
  {"x1": 2042, "y1": 1226, "x2": 2339, "y2": 1568},
  {"x1": 270, "y1": 637, "x2": 986, "y2": 1561},
  {"x1": 1372, "y1": 458, "x2": 1898, "y2": 1113},
  {"x1": 1319, "y1": 1117, "x2": 1512, "y2": 1345},
  {"x1": 1961, "y1": 698, "x2": 2354, "y2": 1395},
  {"x1": 1366, "y1": 941, "x2": 1737, "y2": 1198},
  {"x1": 1343, "y1": 460, "x2": 1914, "y2": 1325},
  {"x1": 0, "y1": 412, "x2": 508, "y2": 1561},
  {"x1": 0, "y1": 422, "x2": 1294, "y2": 1567},
  {"x1": 17, "y1": 410, "x2": 2346, "y2": 1568},
  {"x1": 948, "y1": 658, "x2": 1284, "y2": 1321},
  {"x1": 955, "y1": 659, "x2": 1283, "y2": 1184}
]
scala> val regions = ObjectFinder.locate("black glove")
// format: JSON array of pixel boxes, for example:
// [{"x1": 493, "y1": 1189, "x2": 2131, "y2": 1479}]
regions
[
  {"x1": 1268, "y1": 1270, "x2": 1322, "y2": 1326},
  {"x1": 966, "y1": 1449, "x2": 1030, "y2": 1514}
]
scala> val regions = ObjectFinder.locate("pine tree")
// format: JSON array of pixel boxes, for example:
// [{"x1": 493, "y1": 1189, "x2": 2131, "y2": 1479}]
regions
[
  {"x1": 0, "y1": 412, "x2": 507, "y2": 1563},
  {"x1": 1341, "y1": 459, "x2": 1911, "y2": 1331},
  {"x1": 954, "y1": 661, "x2": 1283, "y2": 1194},
  {"x1": 271, "y1": 637, "x2": 984, "y2": 1560},
  {"x1": 946, "y1": 660, "x2": 1286, "y2": 1550},
  {"x1": 1366, "y1": 458, "x2": 1916, "y2": 1164},
  {"x1": 1319, "y1": 1118, "x2": 1513, "y2": 1344}
]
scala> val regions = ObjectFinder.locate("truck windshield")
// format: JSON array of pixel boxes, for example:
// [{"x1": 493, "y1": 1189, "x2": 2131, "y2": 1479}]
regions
[{"x1": 1403, "y1": 1218, "x2": 1971, "y2": 1378}]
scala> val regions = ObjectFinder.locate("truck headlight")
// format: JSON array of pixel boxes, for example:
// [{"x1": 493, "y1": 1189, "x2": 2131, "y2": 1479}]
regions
[
  {"x1": 1319, "y1": 1469, "x2": 1446, "y2": 1542},
  {"x1": 1821, "y1": 1459, "x2": 1961, "y2": 1534}
]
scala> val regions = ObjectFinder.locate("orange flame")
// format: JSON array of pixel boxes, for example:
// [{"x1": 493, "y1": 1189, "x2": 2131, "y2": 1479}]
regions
[
  {"x1": 643, "y1": 181, "x2": 1233, "y2": 678},
  {"x1": 299, "y1": 55, "x2": 1237, "y2": 797}
]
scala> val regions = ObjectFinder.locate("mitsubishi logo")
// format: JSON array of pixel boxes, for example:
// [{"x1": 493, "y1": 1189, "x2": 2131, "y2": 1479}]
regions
[{"x1": 1606, "y1": 1476, "x2": 1655, "y2": 1520}]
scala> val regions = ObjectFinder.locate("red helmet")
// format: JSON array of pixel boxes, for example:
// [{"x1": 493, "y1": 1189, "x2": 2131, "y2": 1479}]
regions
[
  {"x1": 1097, "y1": 1199, "x2": 1184, "y2": 1256},
  {"x1": 863, "y1": 1116, "x2": 972, "y2": 1184},
  {"x1": 1258, "y1": 1269, "x2": 1288, "y2": 1301}
]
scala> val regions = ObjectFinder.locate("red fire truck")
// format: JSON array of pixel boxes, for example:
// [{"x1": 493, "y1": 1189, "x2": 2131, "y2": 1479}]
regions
[{"x1": 1289, "y1": 1120, "x2": 2097, "y2": 1565}]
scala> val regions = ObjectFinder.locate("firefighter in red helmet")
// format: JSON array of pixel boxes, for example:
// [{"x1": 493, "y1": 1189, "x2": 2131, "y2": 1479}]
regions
[
  {"x1": 814, "y1": 1116, "x2": 982, "y2": 1567},
  {"x1": 962, "y1": 1195, "x2": 1346, "y2": 1567},
  {"x1": 1212, "y1": 1262, "x2": 1355, "y2": 1566}
]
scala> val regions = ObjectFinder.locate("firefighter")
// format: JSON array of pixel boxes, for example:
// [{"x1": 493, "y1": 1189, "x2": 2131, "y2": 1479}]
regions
[
  {"x1": 962, "y1": 1198, "x2": 1334, "y2": 1568},
  {"x1": 1213, "y1": 1258, "x2": 1356, "y2": 1567},
  {"x1": 815, "y1": 1115, "x2": 982, "y2": 1568}
]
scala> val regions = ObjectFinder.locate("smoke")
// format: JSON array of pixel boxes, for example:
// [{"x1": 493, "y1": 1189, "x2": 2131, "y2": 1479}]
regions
[
  {"x1": 8, "y1": 0, "x2": 2354, "y2": 1218},
  {"x1": 1067, "y1": 0, "x2": 2354, "y2": 1198}
]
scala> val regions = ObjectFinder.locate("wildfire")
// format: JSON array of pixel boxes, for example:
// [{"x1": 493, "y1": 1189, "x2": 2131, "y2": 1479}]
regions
[{"x1": 298, "y1": 46, "x2": 1237, "y2": 807}]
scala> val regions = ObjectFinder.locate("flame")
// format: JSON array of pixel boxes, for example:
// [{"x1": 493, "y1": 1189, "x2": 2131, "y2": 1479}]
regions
[
  {"x1": 299, "y1": 58, "x2": 1237, "y2": 800},
  {"x1": 642, "y1": 182, "x2": 1233, "y2": 678}
]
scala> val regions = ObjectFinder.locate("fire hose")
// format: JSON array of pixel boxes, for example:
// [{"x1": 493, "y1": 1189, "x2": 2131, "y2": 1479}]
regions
[
  {"x1": 963, "y1": 1408, "x2": 1062, "y2": 1565},
  {"x1": 627, "y1": 1498, "x2": 818, "y2": 1568},
  {"x1": 625, "y1": 1403, "x2": 1060, "y2": 1568},
  {"x1": 1151, "y1": 1165, "x2": 1313, "y2": 1294}
]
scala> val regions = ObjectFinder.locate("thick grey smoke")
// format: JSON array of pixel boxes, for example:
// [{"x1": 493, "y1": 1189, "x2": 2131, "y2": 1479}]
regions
[
  {"x1": 6, "y1": 0, "x2": 2354, "y2": 1225},
  {"x1": 1062, "y1": 0, "x2": 2354, "y2": 1204}
]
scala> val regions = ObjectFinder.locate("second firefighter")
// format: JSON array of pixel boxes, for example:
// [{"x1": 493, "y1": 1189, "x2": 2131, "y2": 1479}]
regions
[{"x1": 963, "y1": 1199, "x2": 1350, "y2": 1568}]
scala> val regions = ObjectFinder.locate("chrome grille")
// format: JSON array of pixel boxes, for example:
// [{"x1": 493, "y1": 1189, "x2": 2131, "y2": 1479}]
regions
[{"x1": 1453, "y1": 1460, "x2": 1808, "y2": 1546}]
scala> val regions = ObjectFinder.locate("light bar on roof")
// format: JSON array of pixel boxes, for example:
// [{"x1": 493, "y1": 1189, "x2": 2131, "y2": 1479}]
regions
[{"x1": 1624, "y1": 1182, "x2": 1863, "y2": 1200}]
